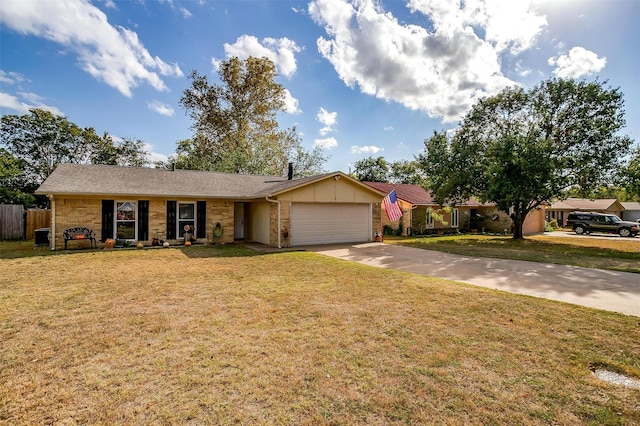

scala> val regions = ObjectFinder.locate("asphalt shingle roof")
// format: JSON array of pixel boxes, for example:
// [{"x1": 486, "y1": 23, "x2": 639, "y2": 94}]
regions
[
  {"x1": 36, "y1": 164, "x2": 382, "y2": 200},
  {"x1": 548, "y1": 198, "x2": 622, "y2": 211},
  {"x1": 362, "y1": 181, "x2": 490, "y2": 207},
  {"x1": 362, "y1": 182, "x2": 435, "y2": 205},
  {"x1": 621, "y1": 202, "x2": 640, "y2": 210},
  {"x1": 36, "y1": 163, "x2": 299, "y2": 199}
]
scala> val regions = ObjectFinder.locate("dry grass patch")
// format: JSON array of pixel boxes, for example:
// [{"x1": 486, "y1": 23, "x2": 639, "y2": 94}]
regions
[{"x1": 1, "y1": 245, "x2": 639, "y2": 424}]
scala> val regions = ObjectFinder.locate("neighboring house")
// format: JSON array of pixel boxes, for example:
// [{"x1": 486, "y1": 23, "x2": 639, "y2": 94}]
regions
[
  {"x1": 362, "y1": 182, "x2": 546, "y2": 235},
  {"x1": 35, "y1": 164, "x2": 385, "y2": 250},
  {"x1": 621, "y1": 202, "x2": 640, "y2": 222},
  {"x1": 547, "y1": 198, "x2": 625, "y2": 226}
]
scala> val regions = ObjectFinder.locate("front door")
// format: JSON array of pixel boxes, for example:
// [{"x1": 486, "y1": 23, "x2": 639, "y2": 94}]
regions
[{"x1": 234, "y1": 203, "x2": 245, "y2": 240}]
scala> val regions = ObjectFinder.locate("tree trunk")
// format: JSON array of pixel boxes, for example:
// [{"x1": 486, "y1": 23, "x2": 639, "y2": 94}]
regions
[{"x1": 511, "y1": 210, "x2": 525, "y2": 239}]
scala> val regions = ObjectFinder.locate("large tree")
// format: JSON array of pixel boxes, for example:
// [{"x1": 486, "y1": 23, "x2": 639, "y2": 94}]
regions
[
  {"x1": 91, "y1": 133, "x2": 149, "y2": 167},
  {"x1": 1, "y1": 109, "x2": 95, "y2": 184},
  {"x1": 1, "y1": 109, "x2": 149, "y2": 205},
  {"x1": 179, "y1": 56, "x2": 324, "y2": 176},
  {"x1": 352, "y1": 156, "x2": 390, "y2": 182},
  {"x1": 0, "y1": 149, "x2": 36, "y2": 206},
  {"x1": 418, "y1": 78, "x2": 634, "y2": 239},
  {"x1": 389, "y1": 159, "x2": 427, "y2": 185},
  {"x1": 620, "y1": 147, "x2": 640, "y2": 200},
  {"x1": 352, "y1": 156, "x2": 426, "y2": 184}
]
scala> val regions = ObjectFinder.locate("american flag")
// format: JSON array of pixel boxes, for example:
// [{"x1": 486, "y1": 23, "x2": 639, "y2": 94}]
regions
[{"x1": 383, "y1": 190, "x2": 403, "y2": 222}]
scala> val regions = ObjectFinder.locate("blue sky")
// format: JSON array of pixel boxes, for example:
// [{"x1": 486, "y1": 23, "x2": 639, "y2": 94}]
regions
[{"x1": 1, "y1": 0, "x2": 638, "y2": 173}]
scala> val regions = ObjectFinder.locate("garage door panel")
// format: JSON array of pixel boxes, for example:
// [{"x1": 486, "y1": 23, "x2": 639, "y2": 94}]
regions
[{"x1": 291, "y1": 203, "x2": 370, "y2": 246}]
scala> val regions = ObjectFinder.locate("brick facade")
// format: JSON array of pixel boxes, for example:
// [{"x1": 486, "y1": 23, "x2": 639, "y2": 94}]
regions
[{"x1": 50, "y1": 196, "x2": 235, "y2": 250}]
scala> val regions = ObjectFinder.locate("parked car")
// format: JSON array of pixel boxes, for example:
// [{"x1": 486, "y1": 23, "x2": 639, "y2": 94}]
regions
[{"x1": 566, "y1": 212, "x2": 639, "y2": 237}]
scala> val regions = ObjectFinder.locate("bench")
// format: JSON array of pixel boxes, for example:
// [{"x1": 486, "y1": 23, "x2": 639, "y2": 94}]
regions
[{"x1": 63, "y1": 227, "x2": 97, "y2": 250}]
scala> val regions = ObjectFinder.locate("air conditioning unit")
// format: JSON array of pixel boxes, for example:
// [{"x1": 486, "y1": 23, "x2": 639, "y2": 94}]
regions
[{"x1": 35, "y1": 228, "x2": 50, "y2": 246}]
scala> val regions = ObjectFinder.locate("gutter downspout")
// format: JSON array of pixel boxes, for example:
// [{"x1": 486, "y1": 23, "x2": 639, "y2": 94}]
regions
[
  {"x1": 49, "y1": 195, "x2": 56, "y2": 251},
  {"x1": 265, "y1": 196, "x2": 281, "y2": 249}
]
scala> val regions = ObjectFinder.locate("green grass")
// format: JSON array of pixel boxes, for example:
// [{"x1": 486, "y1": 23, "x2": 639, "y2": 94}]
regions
[
  {"x1": 386, "y1": 234, "x2": 640, "y2": 273},
  {"x1": 0, "y1": 240, "x2": 61, "y2": 259},
  {"x1": 1, "y1": 244, "x2": 639, "y2": 424}
]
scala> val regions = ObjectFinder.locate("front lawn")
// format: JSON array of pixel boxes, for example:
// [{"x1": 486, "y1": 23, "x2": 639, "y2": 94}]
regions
[
  {"x1": 1, "y1": 245, "x2": 638, "y2": 424},
  {"x1": 386, "y1": 234, "x2": 640, "y2": 273}
]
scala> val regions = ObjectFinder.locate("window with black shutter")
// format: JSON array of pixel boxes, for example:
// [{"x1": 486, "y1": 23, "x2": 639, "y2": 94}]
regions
[
  {"x1": 197, "y1": 201, "x2": 206, "y2": 238},
  {"x1": 138, "y1": 200, "x2": 149, "y2": 241},
  {"x1": 167, "y1": 201, "x2": 177, "y2": 239},
  {"x1": 101, "y1": 200, "x2": 114, "y2": 242}
]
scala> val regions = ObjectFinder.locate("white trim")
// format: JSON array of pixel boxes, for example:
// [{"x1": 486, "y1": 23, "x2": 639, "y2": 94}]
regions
[
  {"x1": 369, "y1": 203, "x2": 373, "y2": 241},
  {"x1": 177, "y1": 201, "x2": 197, "y2": 239},
  {"x1": 115, "y1": 201, "x2": 138, "y2": 241},
  {"x1": 49, "y1": 195, "x2": 56, "y2": 250},
  {"x1": 451, "y1": 208, "x2": 459, "y2": 228},
  {"x1": 425, "y1": 208, "x2": 435, "y2": 229}
]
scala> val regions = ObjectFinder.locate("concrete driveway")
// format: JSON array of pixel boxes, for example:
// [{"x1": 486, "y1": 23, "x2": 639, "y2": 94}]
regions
[{"x1": 310, "y1": 243, "x2": 640, "y2": 317}]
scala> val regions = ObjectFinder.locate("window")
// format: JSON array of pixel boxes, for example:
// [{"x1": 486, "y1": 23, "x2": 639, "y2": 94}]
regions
[
  {"x1": 451, "y1": 208, "x2": 459, "y2": 228},
  {"x1": 115, "y1": 201, "x2": 136, "y2": 240},
  {"x1": 178, "y1": 202, "x2": 195, "y2": 237},
  {"x1": 425, "y1": 208, "x2": 435, "y2": 229}
]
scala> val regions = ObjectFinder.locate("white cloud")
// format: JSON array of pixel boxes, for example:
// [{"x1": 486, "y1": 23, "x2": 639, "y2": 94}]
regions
[
  {"x1": 466, "y1": 0, "x2": 547, "y2": 54},
  {"x1": 515, "y1": 60, "x2": 532, "y2": 77},
  {"x1": 282, "y1": 88, "x2": 301, "y2": 114},
  {"x1": 211, "y1": 58, "x2": 222, "y2": 72},
  {"x1": 0, "y1": 91, "x2": 63, "y2": 115},
  {"x1": 179, "y1": 6, "x2": 192, "y2": 18},
  {"x1": 0, "y1": 92, "x2": 34, "y2": 114},
  {"x1": 313, "y1": 136, "x2": 338, "y2": 149},
  {"x1": 350, "y1": 145, "x2": 383, "y2": 154},
  {"x1": 144, "y1": 144, "x2": 169, "y2": 164},
  {"x1": 309, "y1": 0, "x2": 546, "y2": 122},
  {"x1": 0, "y1": 70, "x2": 27, "y2": 85},
  {"x1": 317, "y1": 107, "x2": 337, "y2": 135},
  {"x1": 0, "y1": 0, "x2": 183, "y2": 98},
  {"x1": 216, "y1": 35, "x2": 303, "y2": 114},
  {"x1": 147, "y1": 100, "x2": 175, "y2": 117},
  {"x1": 221, "y1": 34, "x2": 302, "y2": 78},
  {"x1": 548, "y1": 46, "x2": 606, "y2": 78},
  {"x1": 383, "y1": 125, "x2": 394, "y2": 131}
]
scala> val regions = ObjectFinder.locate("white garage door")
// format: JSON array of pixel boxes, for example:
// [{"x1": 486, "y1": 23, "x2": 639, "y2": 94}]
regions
[{"x1": 290, "y1": 203, "x2": 371, "y2": 246}]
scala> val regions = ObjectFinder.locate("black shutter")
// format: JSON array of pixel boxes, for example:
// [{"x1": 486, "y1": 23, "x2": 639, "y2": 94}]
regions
[
  {"x1": 197, "y1": 201, "x2": 206, "y2": 238},
  {"x1": 167, "y1": 201, "x2": 177, "y2": 239},
  {"x1": 101, "y1": 200, "x2": 114, "y2": 242},
  {"x1": 138, "y1": 200, "x2": 149, "y2": 241}
]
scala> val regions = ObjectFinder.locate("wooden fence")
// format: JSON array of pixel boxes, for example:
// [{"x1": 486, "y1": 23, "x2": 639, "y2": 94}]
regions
[
  {"x1": 0, "y1": 205, "x2": 24, "y2": 240},
  {"x1": 26, "y1": 209, "x2": 52, "y2": 240},
  {"x1": 0, "y1": 206, "x2": 52, "y2": 240}
]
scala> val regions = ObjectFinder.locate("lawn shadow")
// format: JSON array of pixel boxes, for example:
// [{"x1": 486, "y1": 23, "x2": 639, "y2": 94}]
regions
[{"x1": 176, "y1": 242, "x2": 303, "y2": 259}]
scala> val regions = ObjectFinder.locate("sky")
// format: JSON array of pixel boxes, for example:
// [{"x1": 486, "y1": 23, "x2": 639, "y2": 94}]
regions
[{"x1": 1, "y1": 0, "x2": 639, "y2": 173}]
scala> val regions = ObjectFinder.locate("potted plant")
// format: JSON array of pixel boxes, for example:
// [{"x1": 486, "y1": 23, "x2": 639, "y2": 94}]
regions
[
  {"x1": 115, "y1": 232, "x2": 125, "y2": 248},
  {"x1": 183, "y1": 225, "x2": 196, "y2": 243}
]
